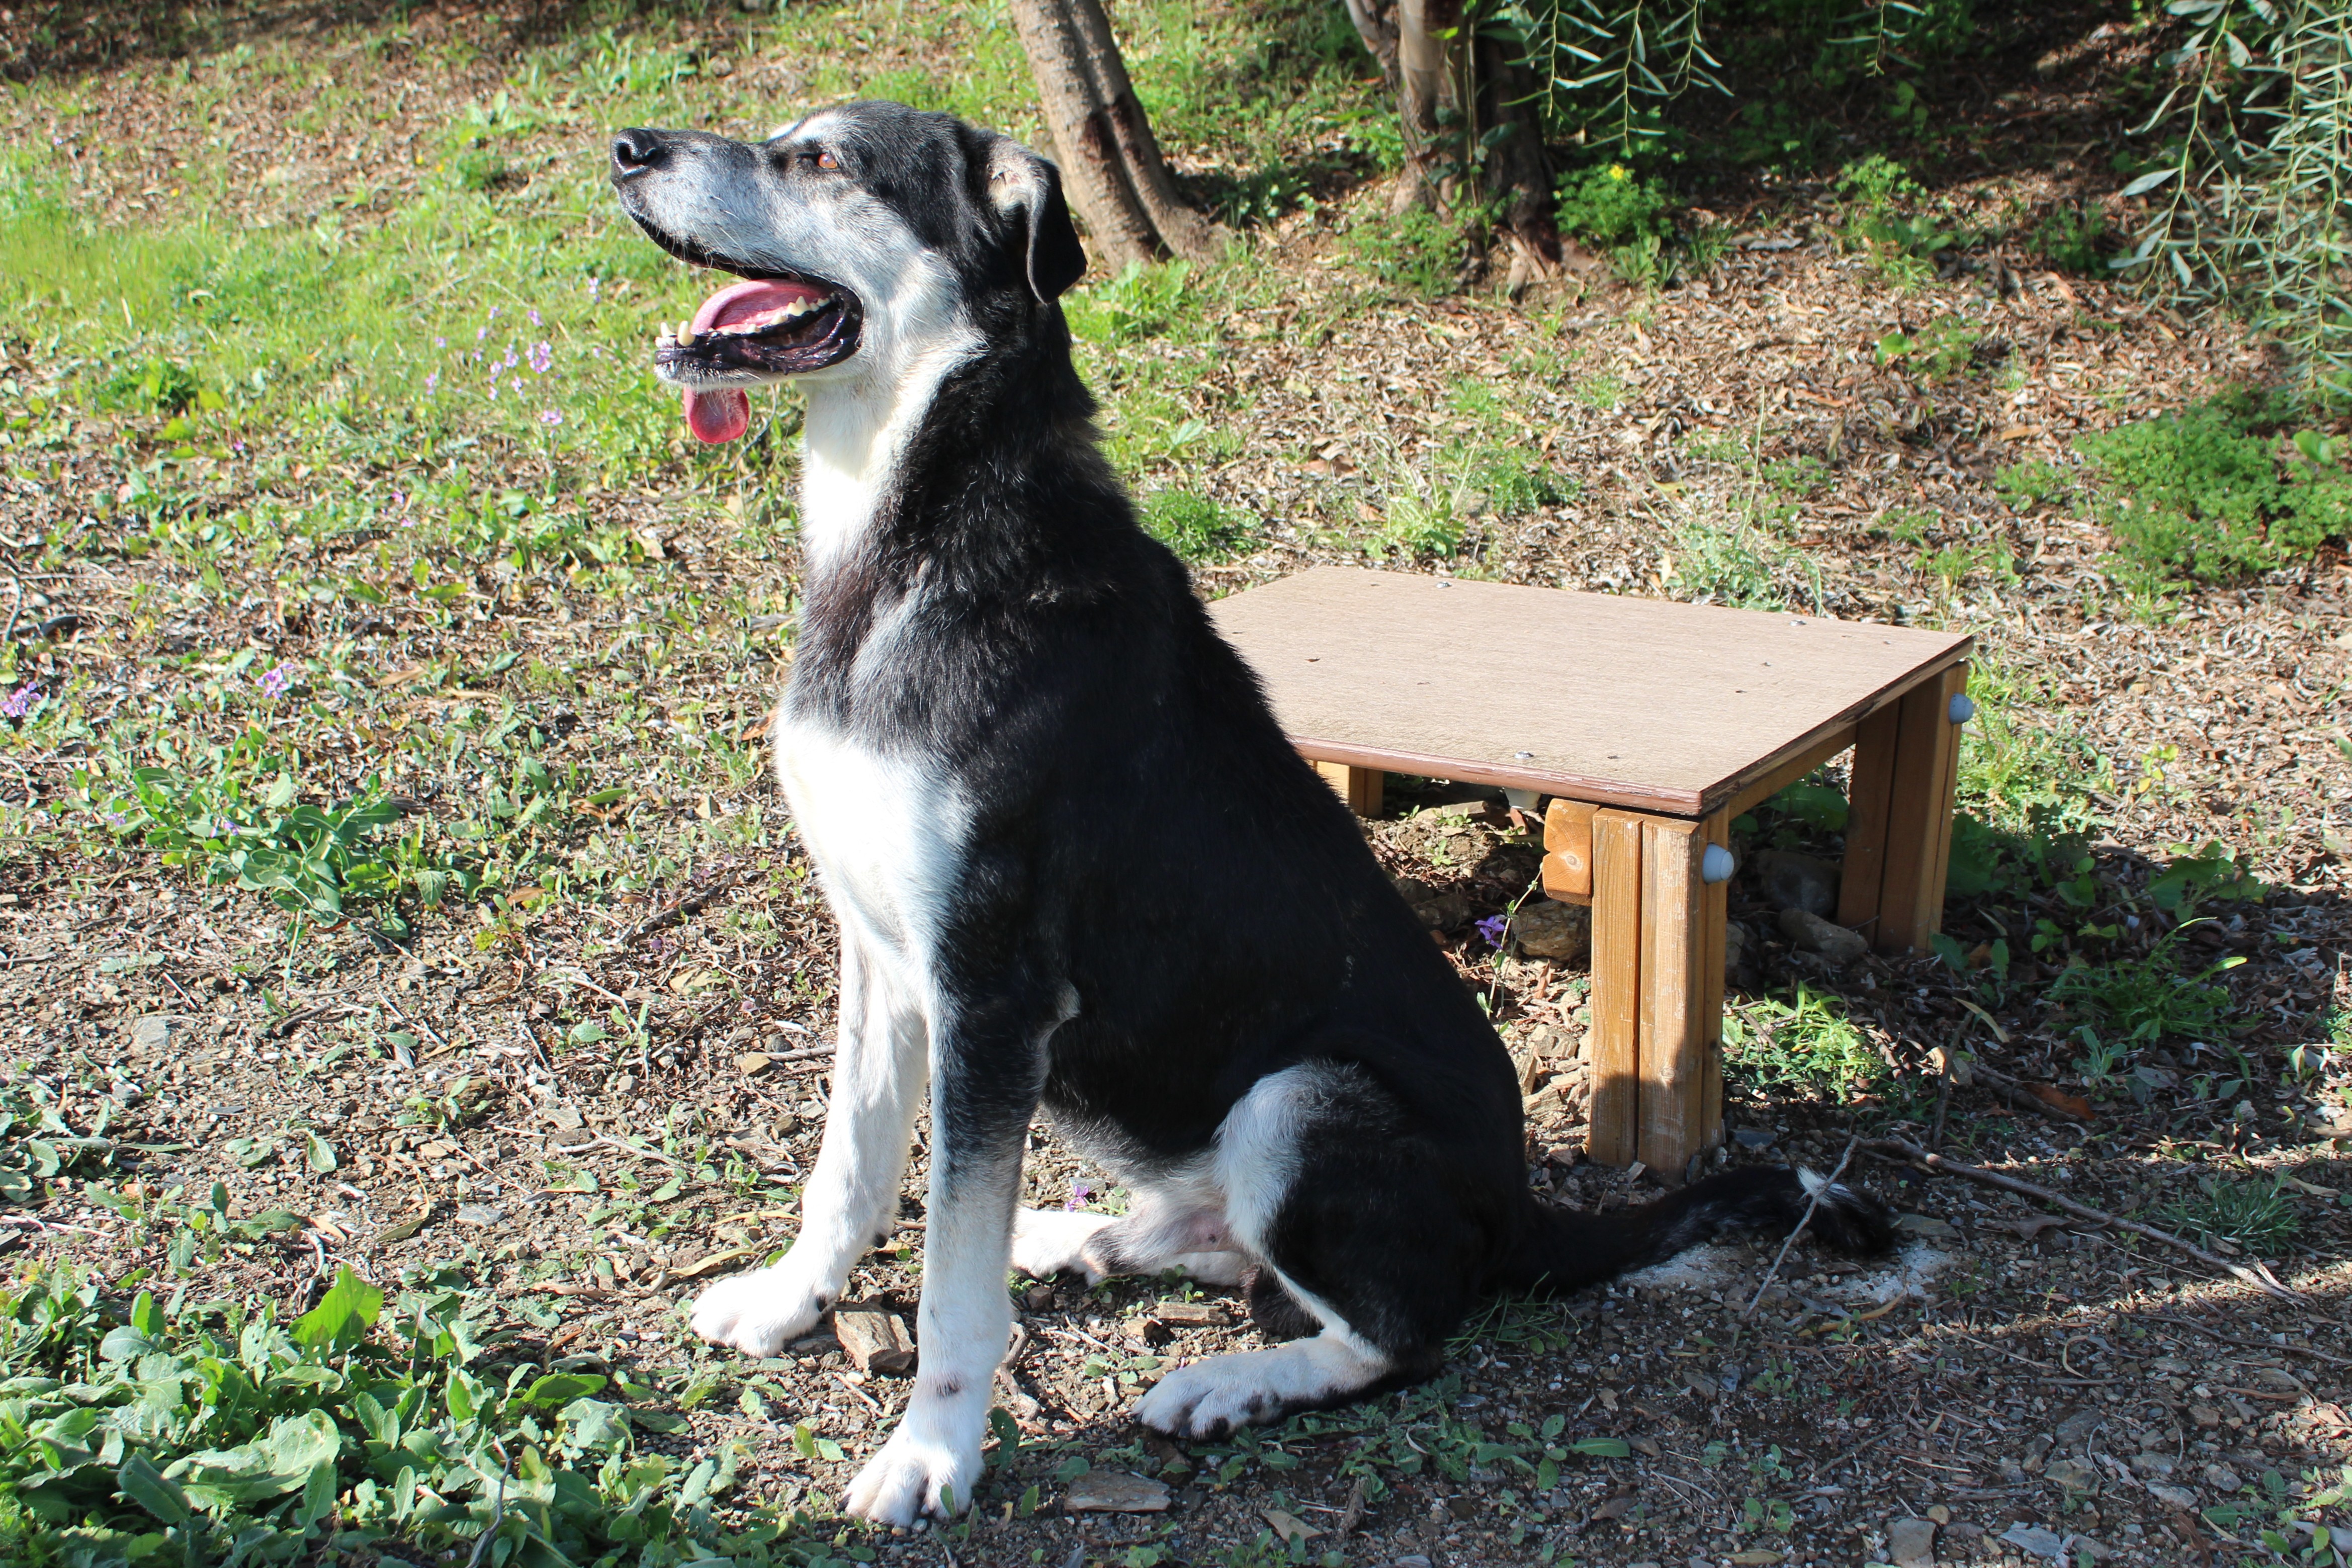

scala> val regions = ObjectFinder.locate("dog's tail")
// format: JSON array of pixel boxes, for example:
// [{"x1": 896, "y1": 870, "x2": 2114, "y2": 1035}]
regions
[{"x1": 1497, "y1": 1165, "x2": 1894, "y2": 1294}]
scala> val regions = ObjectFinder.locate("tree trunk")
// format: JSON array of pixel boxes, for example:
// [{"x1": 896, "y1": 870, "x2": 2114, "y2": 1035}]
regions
[
  {"x1": 1010, "y1": 0, "x2": 1227, "y2": 273},
  {"x1": 1358, "y1": 0, "x2": 1569, "y2": 289}
]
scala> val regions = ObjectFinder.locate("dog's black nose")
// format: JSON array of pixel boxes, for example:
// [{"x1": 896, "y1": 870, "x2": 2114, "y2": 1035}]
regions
[{"x1": 611, "y1": 128, "x2": 667, "y2": 179}]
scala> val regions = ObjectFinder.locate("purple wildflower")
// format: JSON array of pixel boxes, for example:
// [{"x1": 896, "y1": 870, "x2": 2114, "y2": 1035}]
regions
[
  {"x1": 258, "y1": 663, "x2": 295, "y2": 700},
  {"x1": 0, "y1": 683, "x2": 37, "y2": 720},
  {"x1": 540, "y1": 409, "x2": 564, "y2": 426},
  {"x1": 1475, "y1": 913, "x2": 1510, "y2": 948},
  {"x1": 434, "y1": 335, "x2": 447, "y2": 348},
  {"x1": 528, "y1": 341, "x2": 553, "y2": 374},
  {"x1": 476, "y1": 326, "x2": 488, "y2": 342},
  {"x1": 1062, "y1": 1180, "x2": 1093, "y2": 1212},
  {"x1": 529, "y1": 308, "x2": 543, "y2": 327},
  {"x1": 424, "y1": 370, "x2": 440, "y2": 392},
  {"x1": 489, "y1": 306, "x2": 502, "y2": 319}
]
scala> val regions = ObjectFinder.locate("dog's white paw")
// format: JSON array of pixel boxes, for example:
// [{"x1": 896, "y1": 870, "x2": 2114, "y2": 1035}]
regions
[
  {"x1": 842, "y1": 1424, "x2": 984, "y2": 1525},
  {"x1": 1009, "y1": 1207, "x2": 1111, "y2": 1281},
  {"x1": 1134, "y1": 1355, "x2": 1284, "y2": 1439},
  {"x1": 689, "y1": 1263, "x2": 832, "y2": 1356}
]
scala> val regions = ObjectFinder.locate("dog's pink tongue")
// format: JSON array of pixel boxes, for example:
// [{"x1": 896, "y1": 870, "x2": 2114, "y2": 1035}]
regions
[{"x1": 684, "y1": 387, "x2": 750, "y2": 444}]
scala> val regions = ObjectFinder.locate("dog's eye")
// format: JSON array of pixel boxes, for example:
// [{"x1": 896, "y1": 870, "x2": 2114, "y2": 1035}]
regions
[{"x1": 815, "y1": 149, "x2": 839, "y2": 171}]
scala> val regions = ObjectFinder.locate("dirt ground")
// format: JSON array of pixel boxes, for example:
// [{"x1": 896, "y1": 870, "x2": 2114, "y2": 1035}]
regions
[{"x1": 4, "y1": 4, "x2": 2351, "y2": 1567}]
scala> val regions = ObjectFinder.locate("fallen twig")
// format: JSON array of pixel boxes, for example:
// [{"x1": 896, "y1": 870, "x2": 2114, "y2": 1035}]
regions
[
  {"x1": 622, "y1": 868, "x2": 749, "y2": 947},
  {"x1": 1742, "y1": 1135, "x2": 1858, "y2": 1321},
  {"x1": 2145, "y1": 1311, "x2": 2352, "y2": 1369},
  {"x1": 1862, "y1": 1138, "x2": 2301, "y2": 1302}
]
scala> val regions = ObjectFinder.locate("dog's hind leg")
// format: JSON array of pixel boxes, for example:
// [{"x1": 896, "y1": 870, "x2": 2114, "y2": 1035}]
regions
[
  {"x1": 693, "y1": 934, "x2": 926, "y2": 1355},
  {"x1": 844, "y1": 982, "x2": 1076, "y2": 1526},
  {"x1": 1012, "y1": 1167, "x2": 1248, "y2": 1286},
  {"x1": 1135, "y1": 1061, "x2": 1481, "y2": 1439}
]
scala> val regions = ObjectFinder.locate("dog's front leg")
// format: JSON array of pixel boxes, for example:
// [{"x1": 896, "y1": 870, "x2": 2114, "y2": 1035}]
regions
[
  {"x1": 692, "y1": 934, "x2": 926, "y2": 1355},
  {"x1": 843, "y1": 989, "x2": 1062, "y2": 1525}
]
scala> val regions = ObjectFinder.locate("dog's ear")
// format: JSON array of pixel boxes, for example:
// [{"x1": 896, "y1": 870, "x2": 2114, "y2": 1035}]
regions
[{"x1": 986, "y1": 139, "x2": 1087, "y2": 303}]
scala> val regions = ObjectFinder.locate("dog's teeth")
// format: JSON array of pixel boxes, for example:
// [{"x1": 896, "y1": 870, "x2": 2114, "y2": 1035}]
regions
[
  {"x1": 679, "y1": 321, "x2": 700, "y2": 346},
  {"x1": 658, "y1": 326, "x2": 676, "y2": 346}
]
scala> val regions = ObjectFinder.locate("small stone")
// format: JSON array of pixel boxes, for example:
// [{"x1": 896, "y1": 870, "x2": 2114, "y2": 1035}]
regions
[
  {"x1": 1887, "y1": 1517, "x2": 1937, "y2": 1568},
  {"x1": 1394, "y1": 1557, "x2": 1434, "y2": 1568},
  {"x1": 455, "y1": 1204, "x2": 504, "y2": 1228},
  {"x1": 1123, "y1": 1316, "x2": 1171, "y2": 1346},
  {"x1": 1022, "y1": 1283, "x2": 1056, "y2": 1312},
  {"x1": 1753, "y1": 848, "x2": 1839, "y2": 916},
  {"x1": 1894, "y1": 1212, "x2": 1960, "y2": 1241},
  {"x1": 834, "y1": 1309, "x2": 915, "y2": 1376},
  {"x1": 1153, "y1": 1299, "x2": 1231, "y2": 1327},
  {"x1": 2188, "y1": 1402, "x2": 2223, "y2": 1427},
  {"x1": 1926, "y1": 1505, "x2": 1950, "y2": 1525},
  {"x1": 1510, "y1": 900, "x2": 1591, "y2": 961},
  {"x1": 2202, "y1": 1462, "x2": 2244, "y2": 1492},
  {"x1": 2068, "y1": 1536, "x2": 2115, "y2": 1562},
  {"x1": 545, "y1": 1104, "x2": 585, "y2": 1129},
  {"x1": 131, "y1": 1015, "x2": 188, "y2": 1053},
  {"x1": 2130, "y1": 1451, "x2": 2176, "y2": 1477},
  {"x1": 735, "y1": 1052, "x2": 772, "y2": 1076},
  {"x1": 1732, "y1": 1127, "x2": 1778, "y2": 1151},
  {"x1": 1777, "y1": 907, "x2": 1869, "y2": 965},
  {"x1": 2044, "y1": 1456, "x2": 2099, "y2": 1492},
  {"x1": 2147, "y1": 1482, "x2": 2200, "y2": 1509},
  {"x1": 1998, "y1": 1524, "x2": 2068, "y2": 1560},
  {"x1": 1726, "y1": 1552, "x2": 1783, "y2": 1566},
  {"x1": 2054, "y1": 1407, "x2": 2107, "y2": 1451},
  {"x1": 1724, "y1": 918, "x2": 1749, "y2": 975},
  {"x1": 1063, "y1": 1470, "x2": 1169, "y2": 1513}
]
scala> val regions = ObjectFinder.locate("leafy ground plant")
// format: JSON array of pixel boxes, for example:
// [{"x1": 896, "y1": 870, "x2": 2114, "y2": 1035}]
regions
[
  {"x1": 2159, "y1": 1176, "x2": 2302, "y2": 1254},
  {"x1": 2046, "y1": 930, "x2": 2245, "y2": 1043},
  {"x1": 1723, "y1": 985, "x2": 1885, "y2": 1100},
  {"x1": 0, "y1": 1262, "x2": 854, "y2": 1568}
]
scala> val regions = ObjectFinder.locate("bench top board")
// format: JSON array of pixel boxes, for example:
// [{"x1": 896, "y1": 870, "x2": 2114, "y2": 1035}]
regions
[{"x1": 1209, "y1": 568, "x2": 1972, "y2": 817}]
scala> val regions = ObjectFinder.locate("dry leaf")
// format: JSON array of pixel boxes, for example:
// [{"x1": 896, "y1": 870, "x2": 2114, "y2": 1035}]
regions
[
  {"x1": 1260, "y1": 1509, "x2": 1320, "y2": 1545},
  {"x1": 2026, "y1": 1083, "x2": 2095, "y2": 1120}
]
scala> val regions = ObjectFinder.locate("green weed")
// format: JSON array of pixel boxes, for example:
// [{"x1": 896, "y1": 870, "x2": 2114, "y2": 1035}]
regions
[
  {"x1": 2077, "y1": 390, "x2": 2352, "y2": 589},
  {"x1": 2160, "y1": 1178, "x2": 2301, "y2": 1253},
  {"x1": 1345, "y1": 206, "x2": 1471, "y2": 299},
  {"x1": 2047, "y1": 932, "x2": 2244, "y2": 1043},
  {"x1": 1555, "y1": 162, "x2": 1673, "y2": 248},
  {"x1": 1142, "y1": 488, "x2": 1251, "y2": 562},
  {"x1": 0, "y1": 1262, "x2": 848, "y2": 1567},
  {"x1": 1875, "y1": 318, "x2": 1986, "y2": 381},
  {"x1": 1724, "y1": 986, "x2": 1885, "y2": 1100}
]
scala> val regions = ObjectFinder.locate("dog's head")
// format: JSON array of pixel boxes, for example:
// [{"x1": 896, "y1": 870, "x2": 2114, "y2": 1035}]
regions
[{"x1": 609, "y1": 101, "x2": 1086, "y2": 443}]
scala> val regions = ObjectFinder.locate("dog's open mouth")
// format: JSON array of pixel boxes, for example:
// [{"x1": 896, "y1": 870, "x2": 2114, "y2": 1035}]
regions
[{"x1": 655, "y1": 273, "x2": 863, "y2": 444}]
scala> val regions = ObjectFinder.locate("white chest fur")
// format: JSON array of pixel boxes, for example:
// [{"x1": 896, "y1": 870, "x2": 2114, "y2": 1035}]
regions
[{"x1": 771, "y1": 710, "x2": 966, "y2": 982}]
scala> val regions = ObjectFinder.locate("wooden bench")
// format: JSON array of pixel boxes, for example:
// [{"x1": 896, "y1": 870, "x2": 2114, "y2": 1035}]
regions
[{"x1": 1210, "y1": 568, "x2": 1973, "y2": 1180}]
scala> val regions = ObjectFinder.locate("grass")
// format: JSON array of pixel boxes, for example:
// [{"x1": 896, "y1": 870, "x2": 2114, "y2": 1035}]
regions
[
  {"x1": 2046, "y1": 934, "x2": 2244, "y2": 1044},
  {"x1": 2159, "y1": 1178, "x2": 2302, "y2": 1254}
]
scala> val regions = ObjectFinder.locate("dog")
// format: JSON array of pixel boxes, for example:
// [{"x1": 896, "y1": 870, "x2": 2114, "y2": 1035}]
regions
[{"x1": 608, "y1": 101, "x2": 1892, "y2": 1527}]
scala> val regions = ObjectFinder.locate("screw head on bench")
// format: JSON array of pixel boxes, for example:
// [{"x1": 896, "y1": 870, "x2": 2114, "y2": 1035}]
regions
[
  {"x1": 1948, "y1": 693, "x2": 1976, "y2": 725},
  {"x1": 1701, "y1": 843, "x2": 1736, "y2": 885}
]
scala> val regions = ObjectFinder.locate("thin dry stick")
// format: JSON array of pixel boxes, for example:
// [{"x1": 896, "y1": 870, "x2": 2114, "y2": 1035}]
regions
[
  {"x1": 1741, "y1": 1135, "x2": 1859, "y2": 1321},
  {"x1": 1862, "y1": 1138, "x2": 2302, "y2": 1302},
  {"x1": 622, "y1": 866, "x2": 749, "y2": 947}
]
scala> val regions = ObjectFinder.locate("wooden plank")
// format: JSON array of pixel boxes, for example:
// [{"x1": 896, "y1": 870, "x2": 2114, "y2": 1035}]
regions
[
  {"x1": 1836, "y1": 702, "x2": 1903, "y2": 939},
  {"x1": 1874, "y1": 663, "x2": 1969, "y2": 953},
  {"x1": 1637, "y1": 817, "x2": 1710, "y2": 1178},
  {"x1": 1211, "y1": 569, "x2": 1971, "y2": 817},
  {"x1": 1312, "y1": 759, "x2": 1383, "y2": 817},
  {"x1": 1541, "y1": 799, "x2": 1598, "y2": 899},
  {"x1": 1585, "y1": 810, "x2": 1645, "y2": 1168},
  {"x1": 1698, "y1": 811, "x2": 1730, "y2": 1156},
  {"x1": 1724, "y1": 723, "x2": 1857, "y2": 819}
]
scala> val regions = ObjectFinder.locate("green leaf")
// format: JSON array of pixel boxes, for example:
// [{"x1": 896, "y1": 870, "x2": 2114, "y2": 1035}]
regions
[
  {"x1": 117, "y1": 1454, "x2": 191, "y2": 1524},
  {"x1": 303, "y1": 1130, "x2": 338, "y2": 1173},
  {"x1": 1569, "y1": 1436, "x2": 1631, "y2": 1457},
  {"x1": 557, "y1": 1397, "x2": 631, "y2": 1453},
  {"x1": 293, "y1": 1264, "x2": 384, "y2": 1348},
  {"x1": 521, "y1": 1372, "x2": 609, "y2": 1407}
]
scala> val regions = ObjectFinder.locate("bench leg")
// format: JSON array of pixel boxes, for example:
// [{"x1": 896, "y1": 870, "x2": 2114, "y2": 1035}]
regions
[
  {"x1": 1586, "y1": 809, "x2": 1727, "y2": 1178},
  {"x1": 1312, "y1": 760, "x2": 1383, "y2": 817},
  {"x1": 1838, "y1": 662, "x2": 1968, "y2": 954}
]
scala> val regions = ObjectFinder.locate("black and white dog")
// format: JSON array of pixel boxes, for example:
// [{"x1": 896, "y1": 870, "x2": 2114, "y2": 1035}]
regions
[{"x1": 608, "y1": 102, "x2": 1890, "y2": 1526}]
